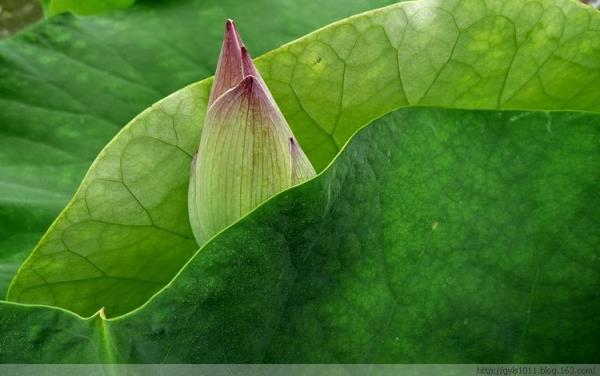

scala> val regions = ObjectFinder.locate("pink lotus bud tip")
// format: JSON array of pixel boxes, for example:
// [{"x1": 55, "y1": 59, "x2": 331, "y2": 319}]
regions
[{"x1": 225, "y1": 19, "x2": 235, "y2": 31}]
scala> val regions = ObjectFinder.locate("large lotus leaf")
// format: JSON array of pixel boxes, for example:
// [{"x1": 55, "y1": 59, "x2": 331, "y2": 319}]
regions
[
  {"x1": 0, "y1": 0, "x2": 399, "y2": 296},
  {"x1": 8, "y1": 0, "x2": 600, "y2": 317},
  {"x1": 1, "y1": 107, "x2": 599, "y2": 363}
]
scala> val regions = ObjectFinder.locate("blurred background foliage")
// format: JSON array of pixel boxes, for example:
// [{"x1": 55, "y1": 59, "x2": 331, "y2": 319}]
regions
[
  {"x1": 0, "y1": 0, "x2": 42, "y2": 39},
  {"x1": 0, "y1": 0, "x2": 137, "y2": 38},
  {"x1": 41, "y1": 0, "x2": 136, "y2": 16},
  {"x1": 0, "y1": 0, "x2": 598, "y2": 40}
]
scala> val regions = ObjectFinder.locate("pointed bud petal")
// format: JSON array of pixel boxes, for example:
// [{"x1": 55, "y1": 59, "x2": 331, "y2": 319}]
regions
[
  {"x1": 241, "y1": 45, "x2": 259, "y2": 78},
  {"x1": 227, "y1": 18, "x2": 243, "y2": 47},
  {"x1": 240, "y1": 45, "x2": 278, "y2": 104},
  {"x1": 290, "y1": 137, "x2": 316, "y2": 185},
  {"x1": 208, "y1": 20, "x2": 245, "y2": 105}
]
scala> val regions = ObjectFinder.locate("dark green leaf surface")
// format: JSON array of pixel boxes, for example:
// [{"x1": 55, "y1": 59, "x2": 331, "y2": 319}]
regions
[
  {"x1": 0, "y1": 0, "x2": 398, "y2": 297},
  {"x1": 9, "y1": 0, "x2": 600, "y2": 317},
  {"x1": 1, "y1": 107, "x2": 599, "y2": 363}
]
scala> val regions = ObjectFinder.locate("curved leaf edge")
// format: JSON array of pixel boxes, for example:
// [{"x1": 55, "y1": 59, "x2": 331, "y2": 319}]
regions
[
  {"x1": 7, "y1": 0, "x2": 600, "y2": 312},
  {"x1": 2, "y1": 105, "x2": 583, "y2": 321},
  {"x1": 4, "y1": 79, "x2": 206, "y2": 304}
]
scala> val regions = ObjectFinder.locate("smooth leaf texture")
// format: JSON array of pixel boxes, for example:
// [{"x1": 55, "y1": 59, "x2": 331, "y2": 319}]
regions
[
  {"x1": 0, "y1": 0, "x2": 399, "y2": 297},
  {"x1": 8, "y1": 0, "x2": 600, "y2": 316},
  {"x1": 1, "y1": 107, "x2": 599, "y2": 363}
]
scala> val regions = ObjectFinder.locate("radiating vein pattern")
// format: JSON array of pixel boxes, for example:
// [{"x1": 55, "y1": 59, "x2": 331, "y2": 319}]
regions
[
  {"x1": 259, "y1": 0, "x2": 600, "y2": 170},
  {"x1": 7, "y1": 87, "x2": 208, "y2": 317}
]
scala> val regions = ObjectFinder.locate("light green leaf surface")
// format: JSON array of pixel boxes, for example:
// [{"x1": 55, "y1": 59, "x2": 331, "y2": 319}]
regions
[
  {"x1": 1, "y1": 107, "x2": 599, "y2": 363},
  {"x1": 0, "y1": 0, "x2": 399, "y2": 297},
  {"x1": 8, "y1": 0, "x2": 600, "y2": 317}
]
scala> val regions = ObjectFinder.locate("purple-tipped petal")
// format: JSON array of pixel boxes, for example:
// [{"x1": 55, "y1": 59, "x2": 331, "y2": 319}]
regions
[
  {"x1": 226, "y1": 19, "x2": 243, "y2": 48},
  {"x1": 240, "y1": 46, "x2": 259, "y2": 78},
  {"x1": 208, "y1": 20, "x2": 245, "y2": 105},
  {"x1": 240, "y1": 45, "x2": 279, "y2": 105},
  {"x1": 209, "y1": 20, "x2": 274, "y2": 107}
]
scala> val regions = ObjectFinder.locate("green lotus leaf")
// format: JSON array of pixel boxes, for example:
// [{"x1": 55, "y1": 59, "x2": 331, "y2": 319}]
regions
[
  {"x1": 7, "y1": 0, "x2": 600, "y2": 317},
  {"x1": 0, "y1": 0, "x2": 398, "y2": 296},
  {"x1": 1, "y1": 107, "x2": 599, "y2": 363}
]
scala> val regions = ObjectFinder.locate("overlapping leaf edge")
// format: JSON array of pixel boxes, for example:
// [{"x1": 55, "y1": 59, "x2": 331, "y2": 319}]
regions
[
  {"x1": 2, "y1": 104, "x2": 600, "y2": 364},
  {"x1": 0, "y1": 97, "x2": 391, "y2": 322},
  {"x1": 1, "y1": 103, "x2": 594, "y2": 325},
  {"x1": 7, "y1": 0, "x2": 600, "y2": 315}
]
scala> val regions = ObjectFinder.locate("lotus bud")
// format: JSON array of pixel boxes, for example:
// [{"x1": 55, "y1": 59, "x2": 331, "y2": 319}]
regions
[{"x1": 188, "y1": 20, "x2": 316, "y2": 245}]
